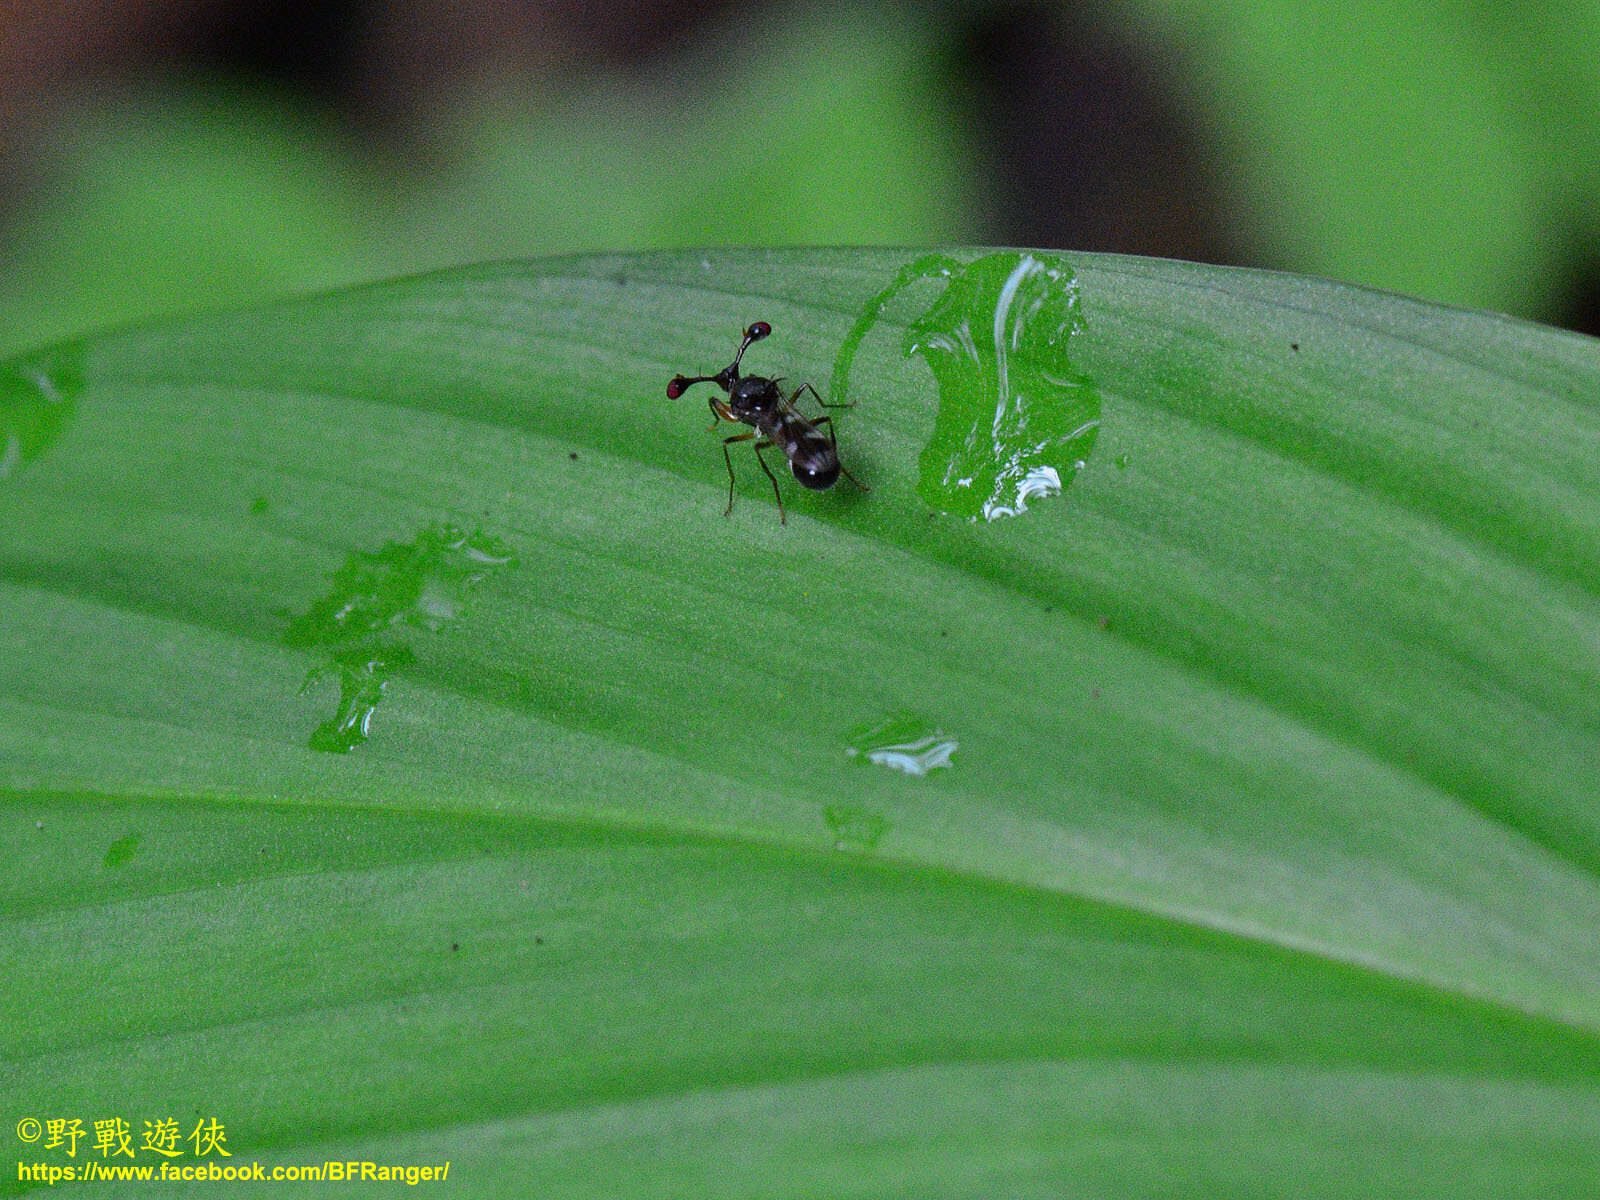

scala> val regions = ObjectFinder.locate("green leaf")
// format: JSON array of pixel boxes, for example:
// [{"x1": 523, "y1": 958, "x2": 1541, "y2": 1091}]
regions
[{"x1": 3, "y1": 247, "x2": 1598, "y2": 1195}]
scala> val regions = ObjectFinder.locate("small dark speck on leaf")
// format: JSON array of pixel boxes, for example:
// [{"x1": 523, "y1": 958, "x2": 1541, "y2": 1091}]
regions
[
  {"x1": 569, "y1": 451, "x2": 579, "y2": 461},
  {"x1": 535, "y1": 936, "x2": 545, "y2": 945},
  {"x1": 450, "y1": 942, "x2": 459, "y2": 952},
  {"x1": 1290, "y1": 342, "x2": 1300, "y2": 352}
]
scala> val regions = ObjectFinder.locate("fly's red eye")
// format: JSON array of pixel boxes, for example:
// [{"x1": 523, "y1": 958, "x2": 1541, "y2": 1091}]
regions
[
  {"x1": 667, "y1": 377, "x2": 687, "y2": 399},
  {"x1": 748, "y1": 321, "x2": 771, "y2": 339}
]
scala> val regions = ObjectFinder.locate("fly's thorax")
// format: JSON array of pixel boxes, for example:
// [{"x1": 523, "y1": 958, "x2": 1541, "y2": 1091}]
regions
[{"x1": 727, "y1": 375, "x2": 782, "y2": 420}]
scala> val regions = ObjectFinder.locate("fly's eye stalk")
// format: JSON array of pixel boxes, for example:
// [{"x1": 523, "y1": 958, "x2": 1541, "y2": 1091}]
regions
[
  {"x1": 668, "y1": 374, "x2": 718, "y2": 399},
  {"x1": 746, "y1": 321, "x2": 771, "y2": 341}
]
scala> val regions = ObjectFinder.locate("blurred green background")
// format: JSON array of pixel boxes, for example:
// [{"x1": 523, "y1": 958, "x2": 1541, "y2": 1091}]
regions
[{"x1": 2, "y1": 0, "x2": 1598, "y2": 357}]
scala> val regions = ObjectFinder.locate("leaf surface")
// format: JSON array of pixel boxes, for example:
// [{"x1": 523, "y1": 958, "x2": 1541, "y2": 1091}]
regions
[{"x1": 3, "y1": 248, "x2": 1598, "y2": 1195}]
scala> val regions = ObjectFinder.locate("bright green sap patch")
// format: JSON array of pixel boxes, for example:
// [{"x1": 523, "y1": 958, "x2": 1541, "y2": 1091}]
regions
[
  {"x1": 101, "y1": 831, "x2": 141, "y2": 869},
  {"x1": 287, "y1": 522, "x2": 517, "y2": 752},
  {"x1": 832, "y1": 251, "x2": 1101, "y2": 520},
  {"x1": 0, "y1": 345, "x2": 83, "y2": 481}
]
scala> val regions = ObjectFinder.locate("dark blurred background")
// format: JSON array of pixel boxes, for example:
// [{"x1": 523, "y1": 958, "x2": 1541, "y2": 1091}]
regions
[{"x1": 2, "y1": 0, "x2": 1598, "y2": 355}]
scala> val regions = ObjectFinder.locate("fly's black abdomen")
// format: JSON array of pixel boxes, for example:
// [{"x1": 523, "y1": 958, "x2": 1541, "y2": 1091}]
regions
[
  {"x1": 769, "y1": 411, "x2": 841, "y2": 490},
  {"x1": 786, "y1": 429, "x2": 840, "y2": 490}
]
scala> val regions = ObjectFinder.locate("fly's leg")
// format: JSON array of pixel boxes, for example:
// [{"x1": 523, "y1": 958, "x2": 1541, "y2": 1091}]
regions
[
  {"x1": 791, "y1": 381, "x2": 854, "y2": 410},
  {"x1": 721, "y1": 433, "x2": 786, "y2": 524},
  {"x1": 708, "y1": 396, "x2": 734, "y2": 431},
  {"x1": 721, "y1": 430, "x2": 754, "y2": 517},
  {"x1": 752, "y1": 439, "x2": 786, "y2": 524}
]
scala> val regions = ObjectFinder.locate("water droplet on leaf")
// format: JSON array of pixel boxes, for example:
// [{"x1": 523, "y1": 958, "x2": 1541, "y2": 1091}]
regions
[
  {"x1": 844, "y1": 712, "x2": 958, "y2": 777},
  {"x1": 823, "y1": 805, "x2": 891, "y2": 851}
]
